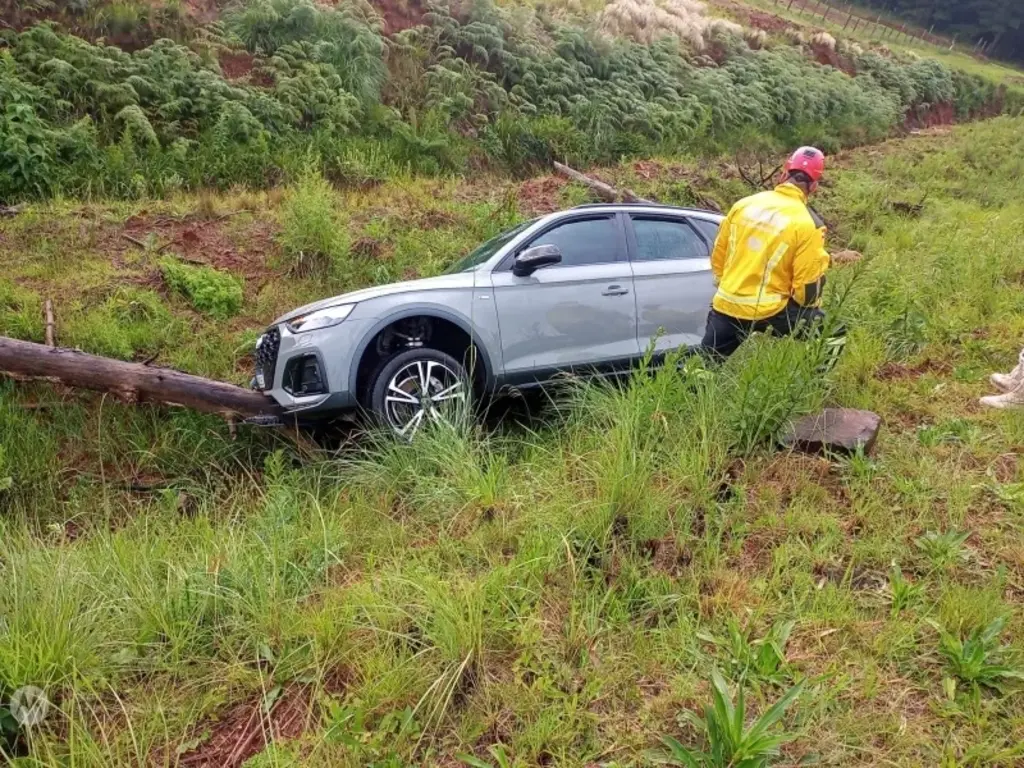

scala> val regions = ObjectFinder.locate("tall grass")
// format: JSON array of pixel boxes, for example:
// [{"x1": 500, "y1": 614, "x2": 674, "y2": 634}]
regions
[{"x1": 2, "y1": 118, "x2": 1024, "y2": 764}]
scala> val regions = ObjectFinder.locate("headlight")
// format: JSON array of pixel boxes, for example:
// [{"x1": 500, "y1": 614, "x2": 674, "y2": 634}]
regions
[{"x1": 285, "y1": 304, "x2": 355, "y2": 333}]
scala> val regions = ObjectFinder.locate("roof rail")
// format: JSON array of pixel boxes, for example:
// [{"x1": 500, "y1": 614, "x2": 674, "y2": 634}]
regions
[{"x1": 571, "y1": 202, "x2": 708, "y2": 213}]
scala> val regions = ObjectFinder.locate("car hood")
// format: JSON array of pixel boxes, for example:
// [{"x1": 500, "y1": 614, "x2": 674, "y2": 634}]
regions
[{"x1": 273, "y1": 272, "x2": 479, "y2": 325}]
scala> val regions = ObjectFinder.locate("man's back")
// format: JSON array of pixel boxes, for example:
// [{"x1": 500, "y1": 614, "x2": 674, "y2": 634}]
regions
[{"x1": 710, "y1": 183, "x2": 827, "y2": 321}]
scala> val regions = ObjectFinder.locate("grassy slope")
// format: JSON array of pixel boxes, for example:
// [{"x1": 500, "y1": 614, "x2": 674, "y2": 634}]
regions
[
  {"x1": 712, "y1": 0, "x2": 1023, "y2": 86},
  {"x1": 2, "y1": 119, "x2": 1024, "y2": 766}
]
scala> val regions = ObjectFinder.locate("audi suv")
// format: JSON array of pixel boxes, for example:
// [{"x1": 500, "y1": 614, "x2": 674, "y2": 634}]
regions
[{"x1": 253, "y1": 203, "x2": 723, "y2": 435}]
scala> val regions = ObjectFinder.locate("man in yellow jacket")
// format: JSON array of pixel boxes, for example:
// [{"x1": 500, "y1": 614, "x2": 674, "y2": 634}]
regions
[{"x1": 700, "y1": 147, "x2": 835, "y2": 359}]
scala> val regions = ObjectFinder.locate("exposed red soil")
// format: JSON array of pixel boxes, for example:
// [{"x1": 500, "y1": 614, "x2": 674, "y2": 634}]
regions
[
  {"x1": 639, "y1": 535, "x2": 692, "y2": 576},
  {"x1": 875, "y1": 358, "x2": 953, "y2": 381},
  {"x1": 746, "y1": 9, "x2": 800, "y2": 34},
  {"x1": 113, "y1": 213, "x2": 277, "y2": 283},
  {"x1": 517, "y1": 175, "x2": 569, "y2": 215},
  {"x1": 371, "y1": 0, "x2": 427, "y2": 34},
  {"x1": 811, "y1": 43, "x2": 856, "y2": 76},
  {"x1": 219, "y1": 51, "x2": 256, "y2": 81},
  {"x1": 174, "y1": 683, "x2": 317, "y2": 768},
  {"x1": 904, "y1": 101, "x2": 956, "y2": 131}
]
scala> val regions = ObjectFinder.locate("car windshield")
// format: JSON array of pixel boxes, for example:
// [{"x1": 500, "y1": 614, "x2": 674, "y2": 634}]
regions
[{"x1": 445, "y1": 219, "x2": 536, "y2": 274}]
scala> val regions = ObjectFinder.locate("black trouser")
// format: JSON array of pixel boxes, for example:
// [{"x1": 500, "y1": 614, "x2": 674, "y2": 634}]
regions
[{"x1": 699, "y1": 301, "x2": 844, "y2": 365}]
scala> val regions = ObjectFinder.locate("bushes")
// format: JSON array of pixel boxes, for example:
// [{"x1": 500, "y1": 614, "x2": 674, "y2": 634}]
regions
[
  {"x1": 0, "y1": 0, "x2": 1018, "y2": 202},
  {"x1": 160, "y1": 260, "x2": 243, "y2": 318}
]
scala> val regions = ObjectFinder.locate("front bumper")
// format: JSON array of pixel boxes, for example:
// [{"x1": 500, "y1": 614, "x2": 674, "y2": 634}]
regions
[{"x1": 252, "y1": 324, "x2": 357, "y2": 414}]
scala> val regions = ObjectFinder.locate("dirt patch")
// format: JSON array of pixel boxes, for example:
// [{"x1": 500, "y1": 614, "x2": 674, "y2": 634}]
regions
[
  {"x1": 219, "y1": 51, "x2": 256, "y2": 81},
  {"x1": 174, "y1": 683, "x2": 317, "y2": 768},
  {"x1": 875, "y1": 358, "x2": 953, "y2": 381},
  {"x1": 639, "y1": 535, "x2": 691, "y2": 576},
  {"x1": 746, "y1": 9, "x2": 801, "y2": 34},
  {"x1": 811, "y1": 43, "x2": 856, "y2": 76},
  {"x1": 904, "y1": 102, "x2": 955, "y2": 131},
  {"x1": 113, "y1": 213, "x2": 277, "y2": 283},
  {"x1": 371, "y1": 0, "x2": 427, "y2": 34},
  {"x1": 755, "y1": 453, "x2": 846, "y2": 506},
  {"x1": 517, "y1": 175, "x2": 568, "y2": 215}
]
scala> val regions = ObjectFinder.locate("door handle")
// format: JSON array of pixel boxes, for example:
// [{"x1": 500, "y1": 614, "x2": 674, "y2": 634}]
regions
[{"x1": 602, "y1": 284, "x2": 629, "y2": 297}]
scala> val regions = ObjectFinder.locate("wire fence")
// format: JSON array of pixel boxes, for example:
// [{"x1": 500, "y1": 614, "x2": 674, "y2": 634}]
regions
[{"x1": 768, "y1": 0, "x2": 995, "y2": 59}]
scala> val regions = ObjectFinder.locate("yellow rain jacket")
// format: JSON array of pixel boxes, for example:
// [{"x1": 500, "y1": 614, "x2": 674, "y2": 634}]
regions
[{"x1": 710, "y1": 183, "x2": 830, "y2": 321}]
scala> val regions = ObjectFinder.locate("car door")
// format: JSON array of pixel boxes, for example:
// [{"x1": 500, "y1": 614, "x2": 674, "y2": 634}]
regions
[
  {"x1": 627, "y1": 214, "x2": 719, "y2": 353},
  {"x1": 489, "y1": 213, "x2": 639, "y2": 381}
]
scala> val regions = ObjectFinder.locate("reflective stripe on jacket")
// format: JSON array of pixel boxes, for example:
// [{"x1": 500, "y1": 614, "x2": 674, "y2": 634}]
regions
[{"x1": 710, "y1": 183, "x2": 831, "y2": 321}]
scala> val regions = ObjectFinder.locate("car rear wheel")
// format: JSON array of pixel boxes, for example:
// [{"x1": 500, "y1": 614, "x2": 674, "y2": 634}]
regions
[{"x1": 368, "y1": 348, "x2": 471, "y2": 438}]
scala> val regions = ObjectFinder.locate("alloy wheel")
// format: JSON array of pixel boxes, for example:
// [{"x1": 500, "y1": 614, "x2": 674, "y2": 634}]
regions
[{"x1": 383, "y1": 359, "x2": 466, "y2": 438}]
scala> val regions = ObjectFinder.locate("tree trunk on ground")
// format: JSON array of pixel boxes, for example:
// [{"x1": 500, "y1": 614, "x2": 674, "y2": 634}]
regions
[
  {"x1": 553, "y1": 162, "x2": 652, "y2": 204},
  {"x1": 0, "y1": 336, "x2": 282, "y2": 419}
]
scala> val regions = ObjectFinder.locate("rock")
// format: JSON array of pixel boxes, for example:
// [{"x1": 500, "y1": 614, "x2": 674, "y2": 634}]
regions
[
  {"x1": 831, "y1": 249, "x2": 864, "y2": 265},
  {"x1": 781, "y1": 408, "x2": 882, "y2": 456}
]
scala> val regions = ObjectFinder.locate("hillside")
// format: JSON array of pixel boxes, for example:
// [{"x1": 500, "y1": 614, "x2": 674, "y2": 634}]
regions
[
  {"x1": 3, "y1": 112, "x2": 1024, "y2": 764},
  {"x1": 2, "y1": 0, "x2": 1022, "y2": 203},
  {"x1": 4, "y1": 0, "x2": 1024, "y2": 765}
]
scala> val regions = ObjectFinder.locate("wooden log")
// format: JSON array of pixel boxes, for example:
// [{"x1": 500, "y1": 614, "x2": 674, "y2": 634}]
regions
[
  {"x1": 44, "y1": 300, "x2": 55, "y2": 347},
  {"x1": 0, "y1": 336, "x2": 283, "y2": 419},
  {"x1": 554, "y1": 161, "x2": 621, "y2": 203}
]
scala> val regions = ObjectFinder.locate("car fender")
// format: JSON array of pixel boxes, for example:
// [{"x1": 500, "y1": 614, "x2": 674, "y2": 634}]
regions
[{"x1": 348, "y1": 303, "x2": 500, "y2": 395}]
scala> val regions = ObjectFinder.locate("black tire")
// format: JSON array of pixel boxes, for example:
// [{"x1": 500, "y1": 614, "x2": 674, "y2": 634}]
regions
[{"x1": 368, "y1": 348, "x2": 472, "y2": 436}]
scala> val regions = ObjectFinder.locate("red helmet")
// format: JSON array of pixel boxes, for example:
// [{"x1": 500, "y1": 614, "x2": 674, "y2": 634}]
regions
[{"x1": 784, "y1": 147, "x2": 826, "y2": 187}]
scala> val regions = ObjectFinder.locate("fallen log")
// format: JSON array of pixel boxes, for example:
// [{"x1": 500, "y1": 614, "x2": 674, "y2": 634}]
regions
[
  {"x1": 0, "y1": 336, "x2": 282, "y2": 419},
  {"x1": 554, "y1": 162, "x2": 652, "y2": 204}
]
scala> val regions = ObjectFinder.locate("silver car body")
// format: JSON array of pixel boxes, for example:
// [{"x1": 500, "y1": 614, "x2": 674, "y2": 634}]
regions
[{"x1": 254, "y1": 203, "x2": 724, "y2": 416}]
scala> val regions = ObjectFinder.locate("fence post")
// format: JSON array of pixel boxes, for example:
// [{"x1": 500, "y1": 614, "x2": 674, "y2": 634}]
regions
[
  {"x1": 949, "y1": 34, "x2": 957, "y2": 52},
  {"x1": 822, "y1": 2, "x2": 830, "y2": 22},
  {"x1": 843, "y1": 11, "x2": 853, "y2": 30}
]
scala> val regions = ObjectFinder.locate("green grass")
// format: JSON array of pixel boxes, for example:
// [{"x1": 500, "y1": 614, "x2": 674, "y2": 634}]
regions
[{"x1": 2, "y1": 117, "x2": 1024, "y2": 765}]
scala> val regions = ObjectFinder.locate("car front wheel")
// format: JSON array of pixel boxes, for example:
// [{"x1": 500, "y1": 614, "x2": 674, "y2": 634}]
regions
[{"x1": 368, "y1": 348, "x2": 471, "y2": 438}]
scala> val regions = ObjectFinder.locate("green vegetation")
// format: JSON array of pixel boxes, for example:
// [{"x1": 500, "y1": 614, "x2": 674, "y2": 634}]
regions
[
  {"x1": 278, "y1": 161, "x2": 350, "y2": 276},
  {"x1": 2, "y1": 0, "x2": 1022, "y2": 202},
  {"x1": 161, "y1": 260, "x2": 244, "y2": 318},
  {"x1": 659, "y1": 669, "x2": 805, "y2": 767},
  {"x1": 1, "y1": 111, "x2": 1024, "y2": 764}
]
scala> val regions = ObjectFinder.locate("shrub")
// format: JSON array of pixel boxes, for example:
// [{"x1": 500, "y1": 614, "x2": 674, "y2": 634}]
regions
[
  {"x1": 160, "y1": 259, "x2": 243, "y2": 318},
  {"x1": 278, "y1": 160, "x2": 348, "y2": 275}
]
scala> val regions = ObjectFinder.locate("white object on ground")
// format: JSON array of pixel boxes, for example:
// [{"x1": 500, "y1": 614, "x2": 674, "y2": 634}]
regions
[{"x1": 990, "y1": 347, "x2": 1024, "y2": 393}]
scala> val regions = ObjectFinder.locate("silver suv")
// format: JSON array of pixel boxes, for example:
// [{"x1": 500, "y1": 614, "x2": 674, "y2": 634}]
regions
[{"x1": 254, "y1": 203, "x2": 723, "y2": 434}]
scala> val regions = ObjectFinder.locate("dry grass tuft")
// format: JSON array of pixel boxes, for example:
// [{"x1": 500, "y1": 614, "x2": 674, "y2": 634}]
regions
[{"x1": 599, "y1": 0, "x2": 743, "y2": 50}]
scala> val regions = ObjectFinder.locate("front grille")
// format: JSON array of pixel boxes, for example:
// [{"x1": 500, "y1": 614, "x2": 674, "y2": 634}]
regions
[{"x1": 255, "y1": 328, "x2": 280, "y2": 390}]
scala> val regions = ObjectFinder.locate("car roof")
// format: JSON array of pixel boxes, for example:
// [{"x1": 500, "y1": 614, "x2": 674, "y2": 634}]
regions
[{"x1": 569, "y1": 202, "x2": 722, "y2": 219}]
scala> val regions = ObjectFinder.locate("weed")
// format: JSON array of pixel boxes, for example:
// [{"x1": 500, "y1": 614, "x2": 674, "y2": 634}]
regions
[
  {"x1": 698, "y1": 619, "x2": 795, "y2": 687},
  {"x1": 886, "y1": 565, "x2": 924, "y2": 617},
  {"x1": 915, "y1": 530, "x2": 971, "y2": 571},
  {"x1": 930, "y1": 617, "x2": 1024, "y2": 693},
  {"x1": 659, "y1": 669, "x2": 805, "y2": 767},
  {"x1": 458, "y1": 745, "x2": 513, "y2": 768}
]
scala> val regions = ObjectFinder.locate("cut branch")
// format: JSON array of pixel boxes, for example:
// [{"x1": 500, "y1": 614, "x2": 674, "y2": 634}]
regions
[
  {"x1": 554, "y1": 162, "x2": 653, "y2": 204},
  {"x1": 0, "y1": 336, "x2": 282, "y2": 419},
  {"x1": 44, "y1": 300, "x2": 55, "y2": 347}
]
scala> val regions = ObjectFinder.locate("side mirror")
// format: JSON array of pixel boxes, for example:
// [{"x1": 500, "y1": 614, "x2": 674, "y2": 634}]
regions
[{"x1": 513, "y1": 245, "x2": 562, "y2": 277}]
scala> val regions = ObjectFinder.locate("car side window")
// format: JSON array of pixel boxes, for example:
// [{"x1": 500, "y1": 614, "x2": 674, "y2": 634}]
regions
[
  {"x1": 631, "y1": 217, "x2": 709, "y2": 262},
  {"x1": 523, "y1": 216, "x2": 621, "y2": 267},
  {"x1": 690, "y1": 218, "x2": 721, "y2": 246}
]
